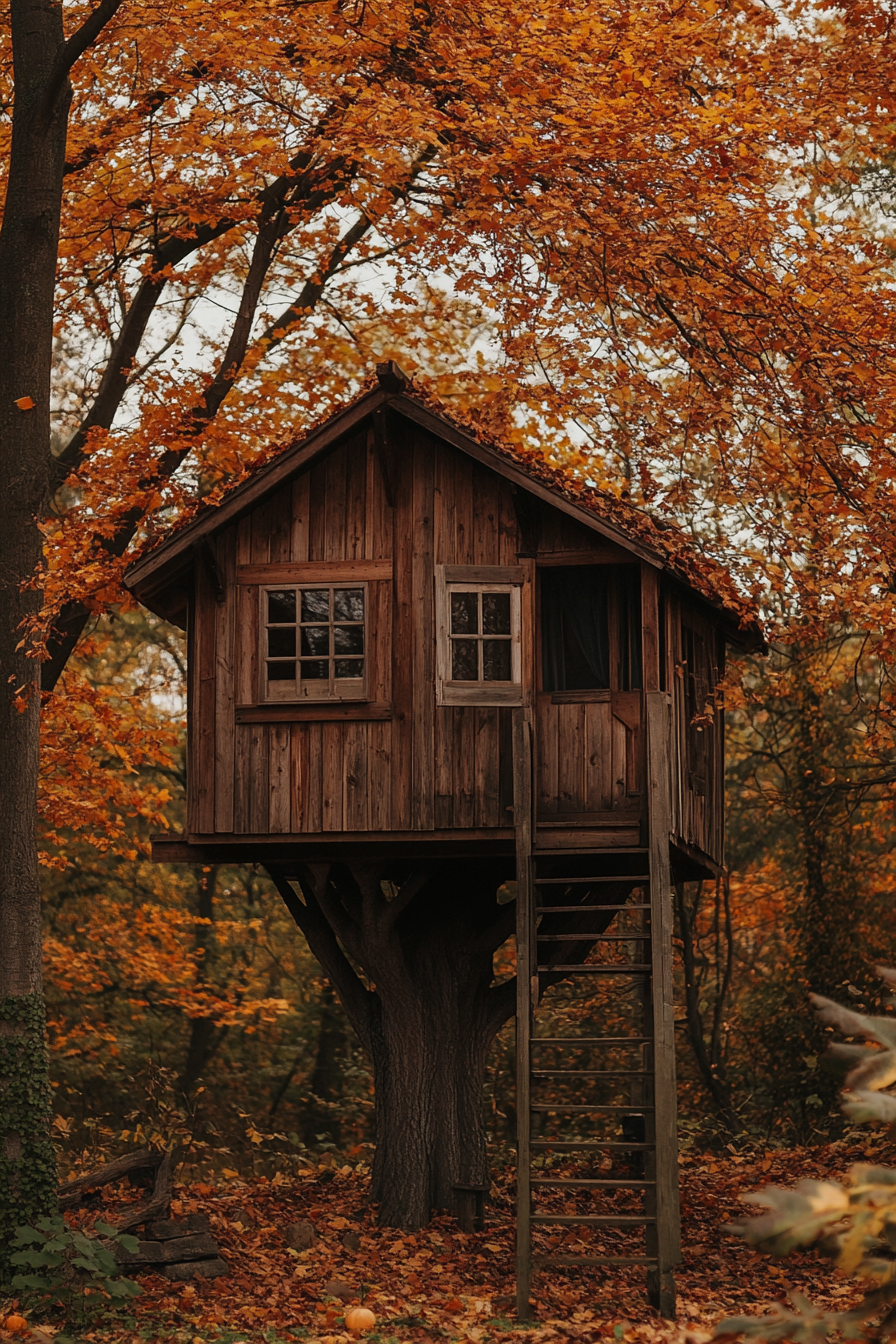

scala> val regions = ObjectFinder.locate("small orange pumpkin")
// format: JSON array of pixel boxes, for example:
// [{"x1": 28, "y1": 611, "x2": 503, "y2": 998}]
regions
[
  {"x1": 3, "y1": 1316, "x2": 29, "y2": 1336},
  {"x1": 344, "y1": 1306, "x2": 376, "y2": 1336}
]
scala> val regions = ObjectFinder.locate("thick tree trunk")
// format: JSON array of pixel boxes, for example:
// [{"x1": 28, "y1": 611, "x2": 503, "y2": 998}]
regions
[
  {"x1": 368, "y1": 948, "x2": 495, "y2": 1226},
  {"x1": 0, "y1": 0, "x2": 72, "y2": 1253}
]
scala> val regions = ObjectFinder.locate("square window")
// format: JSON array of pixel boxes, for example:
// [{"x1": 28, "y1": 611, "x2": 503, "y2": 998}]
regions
[
  {"x1": 436, "y1": 568, "x2": 523, "y2": 706},
  {"x1": 261, "y1": 582, "x2": 368, "y2": 702}
]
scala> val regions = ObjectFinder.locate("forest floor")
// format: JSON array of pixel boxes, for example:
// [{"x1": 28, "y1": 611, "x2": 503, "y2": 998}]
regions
[{"x1": 2, "y1": 1135, "x2": 888, "y2": 1344}]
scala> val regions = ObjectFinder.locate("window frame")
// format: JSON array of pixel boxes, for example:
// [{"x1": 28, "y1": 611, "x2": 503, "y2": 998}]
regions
[
  {"x1": 435, "y1": 565, "x2": 523, "y2": 707},
  {"x1": 259, "y1": 580, "x2": 369, "y2": 704}
]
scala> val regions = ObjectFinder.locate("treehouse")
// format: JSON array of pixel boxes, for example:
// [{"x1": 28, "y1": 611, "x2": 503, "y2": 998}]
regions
[{"x1": 125, "y1": 363, "x2": 762, "y2": 1317}]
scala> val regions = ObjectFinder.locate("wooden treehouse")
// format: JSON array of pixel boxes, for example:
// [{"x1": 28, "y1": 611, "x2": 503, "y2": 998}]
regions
[{"x1": 125, "y1": 363, "x2": 761, "y2": 1318}]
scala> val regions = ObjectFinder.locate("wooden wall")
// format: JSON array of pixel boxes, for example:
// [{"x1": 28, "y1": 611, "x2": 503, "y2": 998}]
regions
[
  {"x1": 664, "y1": 591, "x2": 726, "y2": 868},
  {"x1": 186, "y1": 417, "x2": 725, "y2": 866}
]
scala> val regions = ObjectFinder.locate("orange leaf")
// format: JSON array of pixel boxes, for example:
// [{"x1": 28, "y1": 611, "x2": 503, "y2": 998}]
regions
[{"x1": 14, "y1": 396, "x2": 35, "y2": 410}]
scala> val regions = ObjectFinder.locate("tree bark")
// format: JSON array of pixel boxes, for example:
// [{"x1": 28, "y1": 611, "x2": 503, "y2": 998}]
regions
[
  {"x1": 0, "y1": 0, "x2": 72, "y2": 1251},
  {"x1": 367, "y1": 951, "x2": 496, "y2": 1226},
  {"x1": 0, "y1": 0, "x2": 125, "y2": 1253}
]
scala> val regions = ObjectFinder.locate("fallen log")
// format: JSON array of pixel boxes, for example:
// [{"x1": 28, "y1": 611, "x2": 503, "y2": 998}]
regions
[{"x1": 58, "y1": 1146, "x2": 175, "y2": 1232}]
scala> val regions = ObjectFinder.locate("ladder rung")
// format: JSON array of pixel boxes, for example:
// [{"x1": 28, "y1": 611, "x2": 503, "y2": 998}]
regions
[
  {"x1": 534, "y1": 875, "x2": 650, "y2": 885},
  {"x1": 538, "y1": 933, "x2": 650, "y2": 941},
  {"x1": 529, "y1": 1141, "x2": 655, "y2": 1150},
  {"x1": 531, "y1": 1104, "x2": 656, "y2": 1113},
  {"x1": 534, "y1": 847, "x2": 649, "y2": 856},
  {"x1": 536, "y1": 904, "x2": 651, "y2": 913},
  {"x1": 536, "y1": 964, "x2": 651, "y2": 974},
  {"x1": 532, "y1": 1214, "x2": 655, "y2": 1226},
  {"x1": 531, "y1": 1179, "x2": 655, "y2": 1189},
  {"x1": 532, "y1": 1070, "x2": 650, "y2": 1078},
  {"x1": 532, "y1": 1037, "x2": 653, "y2": 1046},
  {"x1": 537, "y1": 1255, "x2": 659, "y2": 1267}
]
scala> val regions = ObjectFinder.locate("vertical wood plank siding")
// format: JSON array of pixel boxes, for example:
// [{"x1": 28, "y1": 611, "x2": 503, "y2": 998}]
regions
[{"x1": 187, "y1": 422, "x2": 723, "y2": 867}]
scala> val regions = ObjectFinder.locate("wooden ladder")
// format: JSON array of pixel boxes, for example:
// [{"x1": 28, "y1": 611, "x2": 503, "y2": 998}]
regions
[{"x1": 513, "y1": 694, "x2": 680, "y2": 1320}]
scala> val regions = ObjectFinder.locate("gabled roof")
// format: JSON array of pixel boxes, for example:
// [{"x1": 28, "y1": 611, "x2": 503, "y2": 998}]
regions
[{"x1": 124, "y1": 364, "x2": 764, "y2": 649}]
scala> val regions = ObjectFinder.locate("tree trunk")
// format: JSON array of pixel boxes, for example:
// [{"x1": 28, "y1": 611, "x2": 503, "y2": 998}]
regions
[
  {"x1": 368, "y1": 949, "x2": 495, "y2": 1227},
  {"x1": 0, "y1": 0, "x2": 72, "y2": 1255}
]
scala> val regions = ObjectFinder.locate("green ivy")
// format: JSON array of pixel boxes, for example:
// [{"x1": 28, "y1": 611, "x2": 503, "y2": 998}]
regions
[
  {"x1": 9, "y1": 1215, "x2": 141, "y2": 1326},
  {"x1": 0, "y1": 994, "x2": 58, "y2": 1282}
]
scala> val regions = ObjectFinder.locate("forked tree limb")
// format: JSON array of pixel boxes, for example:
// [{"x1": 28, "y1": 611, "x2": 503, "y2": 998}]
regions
[
  {"x1": 266, "y1": 866, "x2": 375, "y2": 1052},
  {"x1": 39, "y1": 0, "x2": 128, "y2": 125}
]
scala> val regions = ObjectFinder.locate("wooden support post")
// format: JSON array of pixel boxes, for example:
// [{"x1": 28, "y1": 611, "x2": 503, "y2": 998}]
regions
[
  {"x1": 645, "y1": 691, "x2": 680, "y2": 1318},
  {"x1": 513, "y1": 708, "x2": 534, "y2": 1322}
]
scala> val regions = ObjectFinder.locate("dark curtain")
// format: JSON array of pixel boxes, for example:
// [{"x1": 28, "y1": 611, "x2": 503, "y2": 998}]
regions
[{"x1": 541, "y1": 566, "x2": 610, "y2": 691}]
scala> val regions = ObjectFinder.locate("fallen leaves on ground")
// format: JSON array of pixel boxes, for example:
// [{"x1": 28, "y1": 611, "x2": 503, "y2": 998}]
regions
[{"x1": 3, "y1": 1137, "x2": 890, "y2": 1344}]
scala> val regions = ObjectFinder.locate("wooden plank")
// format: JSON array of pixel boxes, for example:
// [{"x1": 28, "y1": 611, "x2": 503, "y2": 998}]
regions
[
  {"x1": 367, "y1": 426, "x2": 393, "y2": 560},
  {"x1": 536, "y1": 695, "x2": 559, "y2": 816},
  {"x1": 236, "y1": 515, "x2": 252, "y2": 566},
  {"x1": 250, "y1": 498, "x2": 272, "y2": 564},
  {"x1": 236, "y1": 702, "x2": 392, "y2": 724},
  {"x1": 443, "y1": 564, "x2": 526, "y2": 584},
  {"x1": 346, "y1": 433, "x2": 367, "y2": 560},
  {"x1": 325, "y1": 441, "x2": 348, "y2": 561},
  {"x1": 474, "y1": 708, "x2": 501, "y2": 827},
  {"x1": 646, "y1": 690, "x2": 681, "y2": 1309},
  {"x1": 291, "y1": 472, "x2": 311, "y2": 562},
  {"x1": 533, "y1": 827, "x2": 641, "y2": 849},
  {"x1": 584, "y1": 700, "x2": 611, "y2": 813},
  {"x1": 343, "y1": 720, "x2": 368, "y2": 832},
  {"x1": 308, "y1": 457, "x2": 328, "y2": 561},
  {"x1": 269, "y1": 488, "x2": 292, "y2": 563},
  {"x1": 367, "y1": 720, "x2": 392, "y2": 831},
  {"x1": 412, "y1": 436, "x2": 435, "y2": 830},
  {"x1": 158, "y1": 827, "x2": 515, "y2": 859},
  {"x1": 536, "y1": 545, "x2": 634, "y2": 565},
  {"x1": 512, "y1": 709, "x2": 534, "y2": 1322},
  {"x1": 248, "y1": 723, "x2": 270, "y2": 834},
  {"x1": 436, "y1": 443, "x2": 457, "y2": 564},
  {"x1": 454, "y1": 453, "x2": 474, "y2": 564},
  {"x1": 473, "y1": 471, "x2": 500, "y2": 565},
  {"x1": 213, "y1": 528, "x2": 236, "y2": 833},
  {"x1": 290, "y1": 725, "x2": 309, "y2": 833},
  {"x1": 233, "y1": 725, "x2": 252, "y2": 833},
  {"x1": 373, "y1": 579, "x2": 392, "y2": 706},
  {"x1": 454, "y1": 706, "x2": 476, "y2": 828},
  {"x1": 641, "y1": 563, "x2": 661, "y2": 693},
  {"x1": 269, "y1": 724, "x2": 291, "y2": 832},
  {"x1": 498, "y1": 707, "x2": 514, "y2": 817},
  {"x1": 390, "y1": 437, "x2": 414, "y2": 831},
  {"x1": 304, "y1": 723, "x2": 323, "y2": 833},
  {"x1": 237, "y1": 559, "x2": 392, "y2": 585},
  {"x1": 321, "y1": 722, "x2": 344, "y2": 831},
  {"x1": 498, "y1": 477, "x2": 520, "y2": 564},
  {"x1": 611, "y1": 713, "x2": 628, "y2": 808},
  {"x1": 556, "y1": 702, "x2": 585, "y2": 812},
  {"x1": 434, "y1": 706, "x2": 453, "y2": 828},
  {"x1": 235, "y1": 584, "x2": 259, "y2": 706},
  {"x1": 195, "y1": 562, "x2": 217, "y2": 834}
]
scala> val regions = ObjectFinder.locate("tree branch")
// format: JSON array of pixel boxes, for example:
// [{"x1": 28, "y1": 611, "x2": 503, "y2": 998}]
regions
[
  {"x1": 266, "y1": 867, "x2": 374, "y2": 1051},
  {"x1": 41, "y1": 0, "x2": 128, "y2": 124}
]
